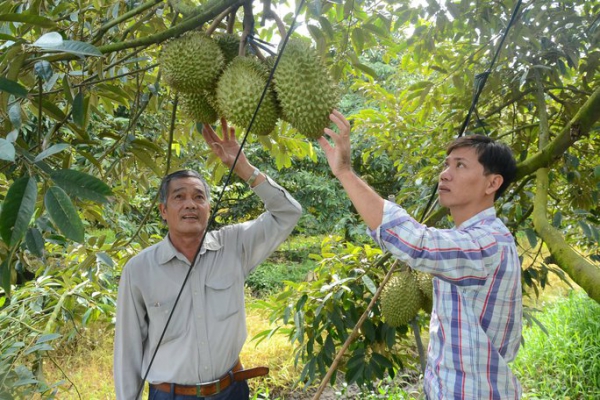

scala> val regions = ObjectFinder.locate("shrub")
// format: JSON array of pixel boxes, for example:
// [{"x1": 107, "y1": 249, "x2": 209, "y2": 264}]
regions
[{"x1": 512, "y1": 291, "x2": 600, "y2": 398}]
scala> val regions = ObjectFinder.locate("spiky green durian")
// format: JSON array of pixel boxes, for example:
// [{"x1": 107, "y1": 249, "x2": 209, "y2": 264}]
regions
[
  {"x1": 215, "y1": 33, "x2": 241, "y2": 66},
  {"x1": 215, "y1": 56, "x2": 280, "y2": 136},
  {"x1": 380, "y1": 272, "x2": 423, "y2": 327},
  {"x1": 160, "y1": 31, "x2": 225, "y2": 94},
  {"x1": 273, "y1": 38, "x2": 339, "y2": 139},
  {"x1": 415, "y1": 272, "x2": 434, "y2": 313},
  {"x1": 179, "y1": 91, "x2": 218, "y2": 124}
]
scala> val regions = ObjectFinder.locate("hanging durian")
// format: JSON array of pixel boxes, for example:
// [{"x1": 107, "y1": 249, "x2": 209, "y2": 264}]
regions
[
  {"x1": 160, "y1": 31, "x2": 225, "y2": 94},
  {"x1": 273, "y1": 38, "x2": 339, "y2": 139},
  {"x1": 215, "y1": 56, "x2": 280, "y2": 136},
  {"x1": 215, "y1": 33, "x2": 241, "y2": 66},
  {"x1": 415, "y1": 272, "x2": 434, "y2": 313},
  {"x1": 179, "y1": 91, "x2": 219, "y2": 124},
  {"x1": 380, "y1": 271, "x2": 423, "y2": 327}
]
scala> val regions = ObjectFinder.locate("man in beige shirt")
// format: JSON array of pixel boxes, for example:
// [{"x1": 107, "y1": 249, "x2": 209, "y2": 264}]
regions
[{"x1": 114, "y1": 120, "x2": 302, "y2": 399}]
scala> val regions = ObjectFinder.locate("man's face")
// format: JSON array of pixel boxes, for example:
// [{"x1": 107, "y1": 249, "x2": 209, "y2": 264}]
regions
[
  {"x1": 159, "y1": 177, "x2": 210, "y2": 238},
  {"x1": 438, "y1": 146, "x2": 499, "y2": 215}
]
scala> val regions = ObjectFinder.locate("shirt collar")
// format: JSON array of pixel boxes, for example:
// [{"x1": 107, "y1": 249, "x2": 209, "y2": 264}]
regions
[
  {"x1": 456, "y1": 206, "x2": 497, "y2": 230},
  {"x1": 156, "y1": 232, "x2": 223, "y2": 265}
]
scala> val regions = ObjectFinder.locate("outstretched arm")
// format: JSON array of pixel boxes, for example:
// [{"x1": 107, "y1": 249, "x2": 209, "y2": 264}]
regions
[
  {"x1": 202, "y1": 118, "x2": 265, "y2": 187},
  {"x1": 317, "y1": 110, "x2": 384, "y2": 230}
]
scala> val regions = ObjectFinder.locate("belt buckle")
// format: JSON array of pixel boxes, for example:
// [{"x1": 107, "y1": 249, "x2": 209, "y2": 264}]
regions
[{"x1": 196, "y1": 379, "x2": 221, "y2": 397}]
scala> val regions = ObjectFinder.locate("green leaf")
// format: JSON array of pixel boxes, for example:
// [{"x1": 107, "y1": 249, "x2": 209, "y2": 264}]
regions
[
  {"x1": 0, "y1": 139, "x2": 16, "y2": 161},
  {"x1": 0, "y1": 14, "x2": 55, "y2": 28},
  {"x1": 50, "y1": 169, "x2": 112, "y2": 204},
  {"x1": 0, "y1": 176, "x2": 37, "y2": 246},
  {"x1": 1, "y1": 259, "x2": 10, "y2": 297},
  {"x1": 0, "y1": 77, "x2": 28, "y2": 98},
  {"x1": 524, "y1": 228, "x2": 538, "y2": 248},
  {"x1": 361, "y1": 274, "x2": 377, "y2": 294},
  {"x1": 72, "y1": 92, "x2": 85, "y2": 128},
  {"x1": 25, "y1": 228, "x2": 45, "y2": 257},
  {"x1": 35, "y1": 39, "x2": 103, "y2": 57},
  {"x1": 44, "y1": 186, "x2": 84, "y2": 243},
  {"x1": 34, "y1": 143, "x2": 70, "y2": 162},
  {"x1": 40, "y1": 99, "x2": 67, "y2": 120},
  {"x1": 8, "y1": 103, "x2": 21, "y2": 130},
  {"x1": 351, "y1": 28, "x2": 365, "y2": 54},
  {"x1": 36, "y1": 333, "x2": 61, "y2": 344}
]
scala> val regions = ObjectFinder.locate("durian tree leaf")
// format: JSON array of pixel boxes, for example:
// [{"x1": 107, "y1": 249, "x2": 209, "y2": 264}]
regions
[
  {"x1": 0, "y1": 13, "x2": 55, "y2": 28},
  {"x1": 130, "y1": 148, "x2": 162, "y2": 176},
  {"x1": 0, "y1": 177, "x2": 38, "y2": 246},
  {"x1": 72, "y1": 92, "x2": 85, "y2": 128},
  {"x1": 351, "y1": 28, "x2": 365, "y2": 54},
  {"x1": 49, "y1": 169, "x2": 113, "y2": 203},
  {"x1": 34, "y1": 143, "x2": 70, "y2": 162},
  {"x1": 34, "y1": 39, "x2": 103, "y2": 57},
  {"x1": 0, "y1": 139, "x2": 16, "y2": 161},
  {"x1": 362, "y1": 22, "x2": 390, "y2": 37},
  {"x1": 352, "y1": 61, "x2": 378, "y2": 79},
  {"x1": 0, "y1": 77, "x2": 28, "y2": 98},
  {"x1": 524, "y1": 227, "x2": 538, "y2": 248},
  {"x1": 44, "y1": 186, "x2": 85, "y2": 243},
  {"x1": 39, "y1": 99, "x2": 67, "y2": 120},
  {"x1": 0, "y1": 33, "x2": 18, "y2": 41},
  {"x1": 25, "y1": 228, "x2": 45, "y2": 258},
  {"x1": 1, "y1": 259, "x2": 11, "y2": 298},
  {"x1": 34, "y1": 60, "x2": 53, "y2": 81},
  {"x1": 307, "y1": 25, "x2": 325, "y2": 43},
  {"x1": 361, "y1": 274, "x2": 377, "y2": 295},
  {"x1": 318, "y1": 17, "x2": 335, "y2": 39},
  {"x1": 8, "y1": 103, "x2": 22, "y2": 130}
]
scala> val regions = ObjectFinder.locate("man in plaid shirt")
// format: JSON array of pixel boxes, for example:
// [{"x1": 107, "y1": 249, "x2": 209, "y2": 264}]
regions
[{"x1": 318, "y1": 110, "x2": 523, "y2": 399}]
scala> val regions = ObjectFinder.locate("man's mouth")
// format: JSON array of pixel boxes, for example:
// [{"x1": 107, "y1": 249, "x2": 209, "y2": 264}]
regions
[{"x1": 182, "y1": 215, "x2": 198, "y2": 220}]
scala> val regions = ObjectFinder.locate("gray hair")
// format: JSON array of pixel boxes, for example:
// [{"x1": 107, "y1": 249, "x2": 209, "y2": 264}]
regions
[{"x1": 159, "y1": 170, "x2": 211, "y2": 205}]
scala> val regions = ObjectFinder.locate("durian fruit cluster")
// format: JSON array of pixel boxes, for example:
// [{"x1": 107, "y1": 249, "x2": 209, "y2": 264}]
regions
[
  {"x1": 159, "y1": 31, "x2": 339, "y2": 138},
  {"x1": 380, "y1": 270, "x2": 434, "y2": 327}
]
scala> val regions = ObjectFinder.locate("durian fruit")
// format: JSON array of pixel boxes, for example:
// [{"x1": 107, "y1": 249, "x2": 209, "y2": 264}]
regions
[
  {"x1": 273, "y1": 38, "x2": 339, "y2": 139},
  {"x1": 415, "y1": 272, "x2": 434, "y2": 313},
  {"x1": 160, "y1": 31, "x2": 225, "y2": 94},
  {"x1": 179, "y1": 91, "x2": 218, "y2": 124},
  {"x1": 380, "y1": 271, "x2": 423, "y2": 327},
  {"x1": 215, "y1": 33, "x2": 241, "y2": 66},
  {"x1": 215, "y1": 56, "x2": 280, "y2": 136}
]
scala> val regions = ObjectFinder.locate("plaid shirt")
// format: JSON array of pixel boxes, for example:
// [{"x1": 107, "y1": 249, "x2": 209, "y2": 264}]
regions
[{"x1": 370, "y1": 201, "x2": 522, "y2": 399}]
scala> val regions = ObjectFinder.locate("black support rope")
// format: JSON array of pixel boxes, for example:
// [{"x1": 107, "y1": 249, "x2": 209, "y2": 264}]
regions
[{"x1": 134, "y1": 1, "x2": 306, "y2": 398}]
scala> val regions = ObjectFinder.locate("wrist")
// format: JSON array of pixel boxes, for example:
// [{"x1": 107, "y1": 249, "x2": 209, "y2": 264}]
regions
[{"x1": 245, "y1": 168, "x2": 261, "y2": 186}]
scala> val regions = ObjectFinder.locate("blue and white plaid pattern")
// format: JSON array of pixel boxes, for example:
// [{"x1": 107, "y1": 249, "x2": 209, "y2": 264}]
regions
[{"x1": 370, "y1": 202, "x2": 523, "y2": 399}]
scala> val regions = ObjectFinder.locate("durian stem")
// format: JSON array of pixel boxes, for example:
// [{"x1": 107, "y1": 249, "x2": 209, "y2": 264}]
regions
[
  {"x1": 311, "y1": 260, "x2": 399, "y2": 400},
  {"x1": 92, "y1": 0, "x2": 163, "y2": 44},
  {"x1": 410, "y1": 319, "x2": 427, "y2": 374},
  {"x1": 206, "y1": 6, "x2": 235, "y2": 36},
  {"x1": 239, "y1": 1, "x2": 254, "y2": 57},
  {"x1": 265, "y1": 8, "x2": 287, "y2": 39}
]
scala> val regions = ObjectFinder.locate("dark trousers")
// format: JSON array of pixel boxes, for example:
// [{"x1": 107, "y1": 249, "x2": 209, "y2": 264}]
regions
[{"x1": 148, "y1": 380, "x2": 250, "y2": 400}]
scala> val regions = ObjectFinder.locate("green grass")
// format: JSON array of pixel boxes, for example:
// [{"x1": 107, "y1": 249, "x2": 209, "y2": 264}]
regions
[{"x1": 512, "y1": 290, "x2": 600, "y2": 399}]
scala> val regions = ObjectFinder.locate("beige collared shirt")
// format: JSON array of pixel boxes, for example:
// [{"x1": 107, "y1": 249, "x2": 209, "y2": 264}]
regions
[{"x1": 114, "y1": 176, "x2": 302, "y2": 400}]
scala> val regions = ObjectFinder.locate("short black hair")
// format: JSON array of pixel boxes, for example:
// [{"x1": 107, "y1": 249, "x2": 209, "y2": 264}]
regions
[
  {"x1": 159, "y1": 170, "x2": 211, "y2": 205},
  {"x1": 446, "y1": 134, "x2": 517, "y2": 200}
]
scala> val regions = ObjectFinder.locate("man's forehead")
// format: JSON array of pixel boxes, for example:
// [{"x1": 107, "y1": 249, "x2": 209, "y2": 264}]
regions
[
  {"x1": 446, "y1": 146, "x2": 478, "y2": 160},
  {"x1": 169, "y1": 177, "x2": 206, "y2": 192}
]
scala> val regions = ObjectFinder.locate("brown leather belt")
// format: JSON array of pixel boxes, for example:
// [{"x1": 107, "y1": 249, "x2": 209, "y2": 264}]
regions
[{"x1": 150, "y1": 360, "x2": 269, "y2": 397}]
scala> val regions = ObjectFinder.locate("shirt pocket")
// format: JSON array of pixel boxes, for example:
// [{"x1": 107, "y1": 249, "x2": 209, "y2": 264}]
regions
[
  {"x1": 146, "y1": 298, "x2": 189, "y2": 345},
  {"x1": 205, "y1": 278, "x2": 241, "y2": 321}
]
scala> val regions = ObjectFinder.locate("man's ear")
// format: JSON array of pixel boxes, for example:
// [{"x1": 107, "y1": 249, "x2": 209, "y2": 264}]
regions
[
  {"x1": 159, "y1": 203, "x2": 167, "y2": 222},
  {"x1": 486, "y1": 174, "x2": 504, "y2": 195}
]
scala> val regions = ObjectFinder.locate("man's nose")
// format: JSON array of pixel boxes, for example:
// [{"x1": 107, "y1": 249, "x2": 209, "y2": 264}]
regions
[
  {"x1": 184, "y1": 198, "x2": 197, "y2": 208},
  {"x1": 440, "y1": 167, "x2": 451, "y2": 181}
]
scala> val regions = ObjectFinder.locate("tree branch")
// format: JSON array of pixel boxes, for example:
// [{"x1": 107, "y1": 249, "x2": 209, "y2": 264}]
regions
[
  {"x1": 516, "y1": 85, "x2": 600, "y2": 180},
  {"x1": 27, "y1": 0, "x2": 246, "y2": 66}
]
